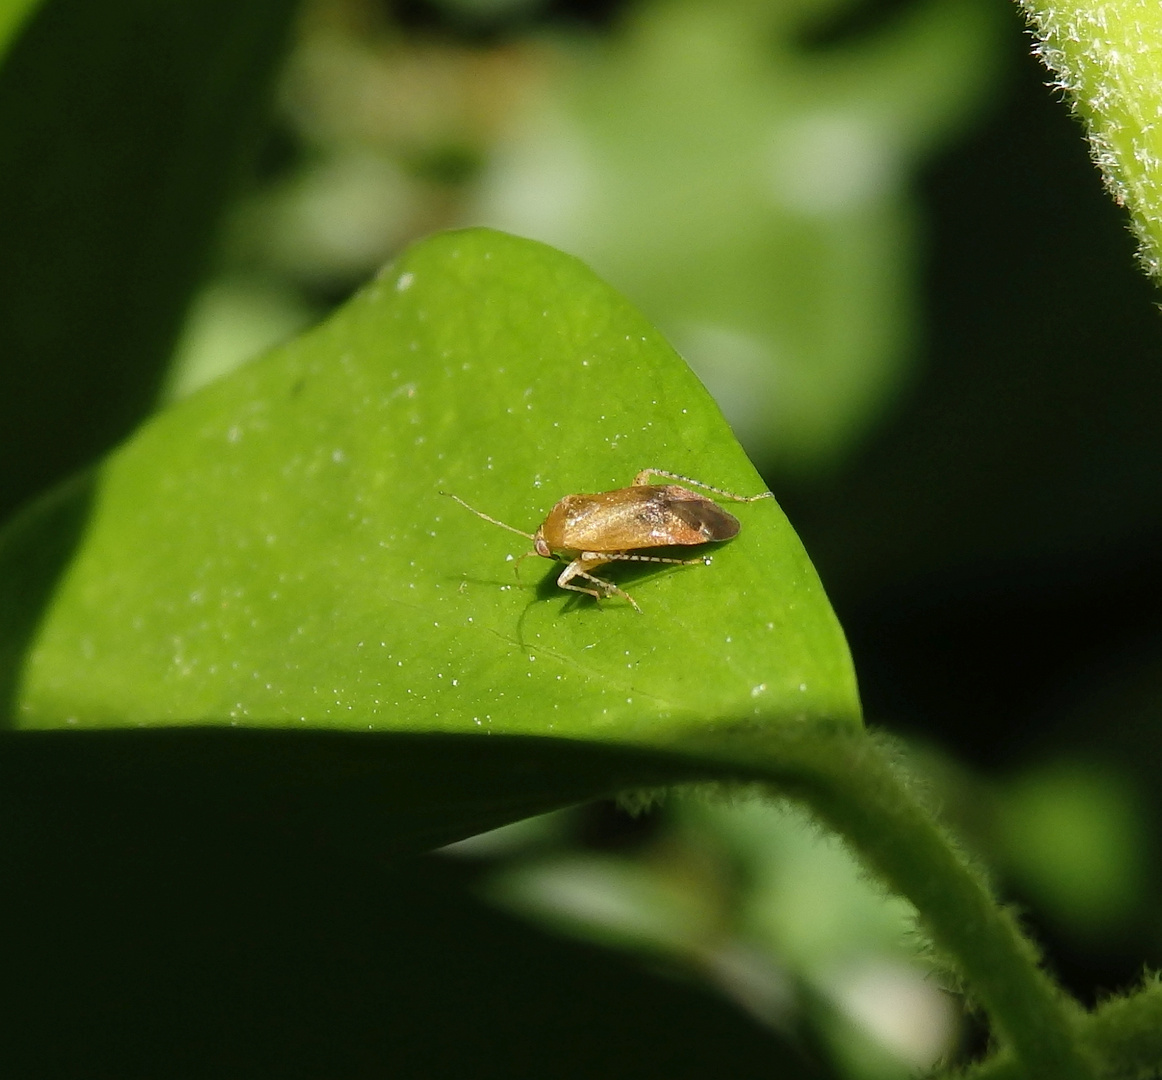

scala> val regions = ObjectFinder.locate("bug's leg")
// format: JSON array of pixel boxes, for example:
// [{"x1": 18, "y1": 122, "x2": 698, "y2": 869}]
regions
[
  {"x1": 557, "y1": 556, "x2": 641, "y2": 612},
  {"x1": 601, "y1": 552, "x2": 710, "y2": 567},
  {"x1": 598, "y1": 551, "x2": 713, "y2": 600},
  {"x1": 632, "y1": 469, "x2": 774, "y2": 503}
]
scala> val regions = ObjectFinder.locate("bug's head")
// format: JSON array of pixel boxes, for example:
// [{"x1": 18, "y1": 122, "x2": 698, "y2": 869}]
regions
[{"x1": 533, "y1": 530, "x2": 552, "y2": 559}]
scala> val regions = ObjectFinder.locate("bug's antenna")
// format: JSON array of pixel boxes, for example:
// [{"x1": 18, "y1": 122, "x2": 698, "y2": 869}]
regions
[{"x1": 441, "y1": 492, "x2": 536, "y2": 541}]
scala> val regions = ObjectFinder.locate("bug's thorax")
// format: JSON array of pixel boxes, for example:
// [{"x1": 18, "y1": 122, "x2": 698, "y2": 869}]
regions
[{"x1": 535, "y1": 498, "x2": 580, "y2": 557}]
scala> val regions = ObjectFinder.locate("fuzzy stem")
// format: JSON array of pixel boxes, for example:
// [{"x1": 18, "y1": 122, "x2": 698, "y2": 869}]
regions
[
  {"x1": 1080, "y1": 977, "x2": 1162, "y2": 1076},
  {"x1": 710, "y1": 723, "x2": 1094, "y2": 1078},
  {"x1": 1019, "y1": 0, "x2": 1162, "y2": 278},
  {"x1": 957, "y1": 978, "x2": 1162, "y2": 1078}
]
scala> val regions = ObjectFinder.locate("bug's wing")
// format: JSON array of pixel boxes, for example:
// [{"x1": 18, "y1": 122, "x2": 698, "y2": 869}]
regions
[
  {"x1": 550, "y1": 485, "x2": 739, "y2": 552},
  {"x1": 665, "y1": 488, "x2": 741, "y2": 541}
]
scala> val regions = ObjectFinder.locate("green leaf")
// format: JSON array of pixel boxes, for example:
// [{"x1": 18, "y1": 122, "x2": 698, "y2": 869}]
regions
[
  {"x1": 0, "y1": 0, "x2": 301, "y2": 522},
  {"x1": 14, "y1": 228, "x2": 859, "y2": 765}
]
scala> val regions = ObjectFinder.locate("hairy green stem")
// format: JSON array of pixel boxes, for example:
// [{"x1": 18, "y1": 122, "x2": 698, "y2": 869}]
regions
[
  {"x1": 717, "y1": 724, "x2": 1094, "y2": 1078},
  {"x1": 957, "y1": 978, "x2": 1162, "y2": 1079},
  {"x1": 1080, "y1": 977, "x2": 1162, "y2": 1076},
  {"x1": 1019, "y1": 0, "x2": 1162, "y2": 278}
]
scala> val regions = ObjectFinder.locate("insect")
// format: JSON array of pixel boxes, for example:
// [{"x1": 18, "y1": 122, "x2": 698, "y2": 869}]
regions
[{"x1": 443, "y1": 469, "x2": 773, "y2": 611}]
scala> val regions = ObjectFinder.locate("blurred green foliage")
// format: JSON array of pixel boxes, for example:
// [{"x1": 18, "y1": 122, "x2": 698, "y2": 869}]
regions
[
  {"x1": 0, "y1": 0, "x2": 41, "y2": 60},
  {"x1": 471, "y1": 0, "x2": 1002, "y2": 470},
  {"x1": 474, "y1": 790, "x2": 958, "y2": 1076},
  {"x1": 0, "y1": 0, "x2": 301, "y2": 522},
  {"x1": 182, "y1": 0, "x2": 1002, "y2": 472},
  {"x1": 995, "y1": 761, "x2": 1146, "y2": 934}
]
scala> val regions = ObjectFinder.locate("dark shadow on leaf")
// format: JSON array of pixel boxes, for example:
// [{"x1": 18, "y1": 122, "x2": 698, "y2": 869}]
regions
[
  {"x1": 0, "y1": 727, "x2": 834, "y2": 1078},
  {"x1": 0, "y1": 0, "x2": 298, "y2": 519},
  {"x1": 0, "y1": 471, "x2": 94, "y2": 726}
]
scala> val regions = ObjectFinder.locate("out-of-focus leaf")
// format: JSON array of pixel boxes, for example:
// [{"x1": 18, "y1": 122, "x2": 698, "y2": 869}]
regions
[
  {"x1": 0, "y1": 0, "x2": 301, "y2": 523},
  {"x1": 0, "y1": 472, "x2": 93, "y2": 717},
  {"x1": 0, "y1": 803, "x2": 838, "y2": 1078},
  {"x1": 996, "y1": 761, "x2": 1146, "y2": 933},
  {"x1": 0, "y1": 728, "x2": 724, "y2": 864},
  {"x1": 0, "y1": 0, "x2": 41, "y2": 62},
  {"x1": 472, "y1": 0, "x2": 1002, "y2": 470}
]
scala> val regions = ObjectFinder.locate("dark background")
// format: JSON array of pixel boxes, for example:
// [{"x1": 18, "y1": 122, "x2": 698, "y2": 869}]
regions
[{"x1": 788, "y1": 3, "x2": 1162, "y2": 999}]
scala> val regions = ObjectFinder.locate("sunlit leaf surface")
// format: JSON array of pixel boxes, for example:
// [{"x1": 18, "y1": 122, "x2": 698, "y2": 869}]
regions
[{"x1": 16, "y1": 229, "x2": 859, "y2": 759}]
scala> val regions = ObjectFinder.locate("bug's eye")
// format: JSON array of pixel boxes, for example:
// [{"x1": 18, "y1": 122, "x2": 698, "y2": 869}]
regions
[{"x1": 535, "y1": 537, "x2": 551, "y2": 557}]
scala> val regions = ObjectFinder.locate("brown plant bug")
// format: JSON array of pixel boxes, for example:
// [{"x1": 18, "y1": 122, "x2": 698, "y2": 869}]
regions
[{"x1": 443, "y1": 469, "x2": 773, "y2": 611}]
